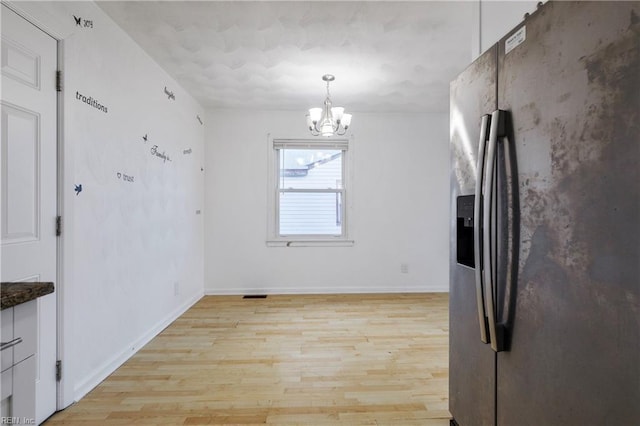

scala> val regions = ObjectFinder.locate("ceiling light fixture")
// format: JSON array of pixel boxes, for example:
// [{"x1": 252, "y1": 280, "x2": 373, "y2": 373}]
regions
[{"x1": 306, "y1": 74, "x2": 352, "y2": 137}]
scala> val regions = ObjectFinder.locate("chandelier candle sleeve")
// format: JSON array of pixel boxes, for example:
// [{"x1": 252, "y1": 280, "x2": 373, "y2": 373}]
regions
[
  {"x1": 332, "y1": 107, "x2": 344, "y2": 121},
  {"x1": 309, "y1": 108, "x2": 322, "y2": 123},
  {"x1": 306, "y1": 74, "x2": 352, "y2": 137}
]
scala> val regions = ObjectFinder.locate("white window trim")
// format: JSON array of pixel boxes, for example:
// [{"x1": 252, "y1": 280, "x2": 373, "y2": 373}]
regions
[{"x1": 266, "y1": 134, "x2": 354, "y2": 247}]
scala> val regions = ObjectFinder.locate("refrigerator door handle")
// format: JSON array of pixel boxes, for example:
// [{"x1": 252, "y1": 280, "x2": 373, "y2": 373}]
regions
[
  {"x1": 474, "y1": 114, "x2": 491, "y2": 344},
  {"x1": 483, "y1": 109, "x2": 506, "y2": 352}
]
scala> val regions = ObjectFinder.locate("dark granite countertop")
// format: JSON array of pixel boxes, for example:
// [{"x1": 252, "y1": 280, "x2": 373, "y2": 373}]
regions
[{"x1": 1, "y1": 282, "x2": 54, "y2": 310}]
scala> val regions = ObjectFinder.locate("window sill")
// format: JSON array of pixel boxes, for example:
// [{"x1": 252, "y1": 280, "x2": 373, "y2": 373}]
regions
[{"x1": 266, "y1": 240, "x2": 355, "y2": 248}]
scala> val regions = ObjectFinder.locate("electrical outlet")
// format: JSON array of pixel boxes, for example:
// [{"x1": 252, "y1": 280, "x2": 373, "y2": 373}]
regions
[
  {"x1": 400, "y1": 263, "x2": 409, "y2": 274},
  {"x1": 174, "y1": 282, "x2": 180, "y2": 296}
]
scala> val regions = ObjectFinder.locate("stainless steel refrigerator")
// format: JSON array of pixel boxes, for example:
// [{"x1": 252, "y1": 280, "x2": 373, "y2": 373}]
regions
[{"x1": 449, "y1": 1, "x2": 639, "y2": 425}]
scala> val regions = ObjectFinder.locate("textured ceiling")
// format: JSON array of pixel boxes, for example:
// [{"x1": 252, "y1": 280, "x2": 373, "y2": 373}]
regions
[{"x1": 97, "y1": 1, "x2": 474, "y2": 113}]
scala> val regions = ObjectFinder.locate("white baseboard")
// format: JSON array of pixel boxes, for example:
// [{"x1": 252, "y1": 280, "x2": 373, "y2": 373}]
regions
[
  {"x1": 73, "y1": 291, "x2": 203, "y2": 401},
  {"x1": 204, "y1": 284, "x2": 448, "y2": 296}
]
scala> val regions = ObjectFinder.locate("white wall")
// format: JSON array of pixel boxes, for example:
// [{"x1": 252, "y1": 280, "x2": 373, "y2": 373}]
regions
[
  {"x1": 205, "y1": 110, "x2": 449, "y2": 295},
  {"x1": 6, "y1": 1, "x2": 205, "y2": 405},
  {"x1": 474, "y1": 0, "x2": 542, "y2": 59}
]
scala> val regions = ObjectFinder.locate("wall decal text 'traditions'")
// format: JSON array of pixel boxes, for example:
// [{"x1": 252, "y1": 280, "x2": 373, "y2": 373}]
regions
[{"x1": 76, "y1": 91, "x2": 108, "y2": 113}]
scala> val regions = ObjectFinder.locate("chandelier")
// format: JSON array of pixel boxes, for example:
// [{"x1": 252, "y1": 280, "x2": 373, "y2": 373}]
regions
[{"x1": 306, "y1": 74, "x2": 352, "y2": 137}]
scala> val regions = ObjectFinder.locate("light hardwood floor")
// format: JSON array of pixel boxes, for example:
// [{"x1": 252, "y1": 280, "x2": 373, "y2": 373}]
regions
[{"x1": 46, "y1": 293, "x2": 450, "y2": 425}]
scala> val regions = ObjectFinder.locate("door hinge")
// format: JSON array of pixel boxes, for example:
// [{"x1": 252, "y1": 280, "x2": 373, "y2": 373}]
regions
[
  {"x1": 56, "y1": 216, "x2": 62, "y2": 237},
  {"x1": 56, "y1": 70, "x2": 62, "y2": 92},
  {"x1": 56, "y1": 360, "x2": 62, "y2": 381}
]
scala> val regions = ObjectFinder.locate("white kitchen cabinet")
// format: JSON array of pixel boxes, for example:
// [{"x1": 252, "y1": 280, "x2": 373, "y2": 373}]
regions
[
  {"x1": 1, "y1": 307, "x2": 13, "y2": 372},
  {"x1": 0, "y1": 300, "x2": 37, "y2": 422},
  {"x1": 13, "y1": 356, "x2": 36, "y2": 421},
  {"x1": 1, "y1": 368, "x2": 11, "y2": 415}
]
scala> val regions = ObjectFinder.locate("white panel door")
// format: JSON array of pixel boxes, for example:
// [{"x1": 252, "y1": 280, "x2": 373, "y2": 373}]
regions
[{"x1": 1, "y1": 4, "x2": 58, "y2": 423}]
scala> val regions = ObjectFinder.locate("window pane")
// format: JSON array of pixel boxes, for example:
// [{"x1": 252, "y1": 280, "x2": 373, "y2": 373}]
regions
[
  {"x1": 279, "y1": 191, "x2": 342, "y2": 235},
  {"x1": 279, "y1": 149, "x2": 342, "y2": 189}
]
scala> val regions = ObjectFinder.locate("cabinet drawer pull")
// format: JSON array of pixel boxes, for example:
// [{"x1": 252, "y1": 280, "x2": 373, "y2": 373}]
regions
[{"x1": 0, "y1": 337, "x2": 22, "y2": 351}]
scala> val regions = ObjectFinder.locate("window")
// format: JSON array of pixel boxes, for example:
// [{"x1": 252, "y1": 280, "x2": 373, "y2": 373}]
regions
[{"x1": 268, "y1": 138, "x2": 352, "y2": 245}]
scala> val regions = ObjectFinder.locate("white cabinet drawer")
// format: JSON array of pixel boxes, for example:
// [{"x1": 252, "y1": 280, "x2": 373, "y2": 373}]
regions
[
  {"x1": 1, "y1": 368, "x2": 12, "y2": 417},
  {"x1": 1, "y1": 368, "x2": 11, "y2": 403},
  {"x1": 13, "y1": 356, "x2": 36, "y2": 420},
  {"x1": 1, "y1": 300, "x2": 36, "y2": 371},
  {"x1": 1, "y1": 308, "x2": 14, "y2": 372},
  {"x1": 13, "y1": 300, "x2": 36, "y2": 364}
]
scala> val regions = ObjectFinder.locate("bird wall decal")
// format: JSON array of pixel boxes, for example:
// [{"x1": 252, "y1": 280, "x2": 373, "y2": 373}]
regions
[{"x1": 164, "y1": 87, "x2": 175, "y2": 101}]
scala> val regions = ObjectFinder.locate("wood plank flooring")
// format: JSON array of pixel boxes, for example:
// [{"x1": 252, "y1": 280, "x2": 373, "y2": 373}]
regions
[{"x1": 45, "y1": 293, "x2": 450, "y2": 425}]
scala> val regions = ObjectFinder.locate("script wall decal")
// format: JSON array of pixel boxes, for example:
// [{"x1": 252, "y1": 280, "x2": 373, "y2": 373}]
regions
[
  {"x1": 74, "y1": 184, "x2": 83, "y2": 195},
  {"x1": 197, "y1": 115, "x2": 203, "y2": 125},
  {"x1": 76, "y1": 91, "x2": 108, "y2": 113},
  {"x1": 142, "y1": 134, "x2": 148, "y2": 143},
  {"x1": 151, "y1": 145, "x2": 172, "y2": 163}
]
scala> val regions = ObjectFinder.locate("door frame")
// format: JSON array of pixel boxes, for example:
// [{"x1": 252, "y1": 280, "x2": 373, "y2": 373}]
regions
[{"x1": 1, "y1": 0, "x2": 73, "y2": 411}]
